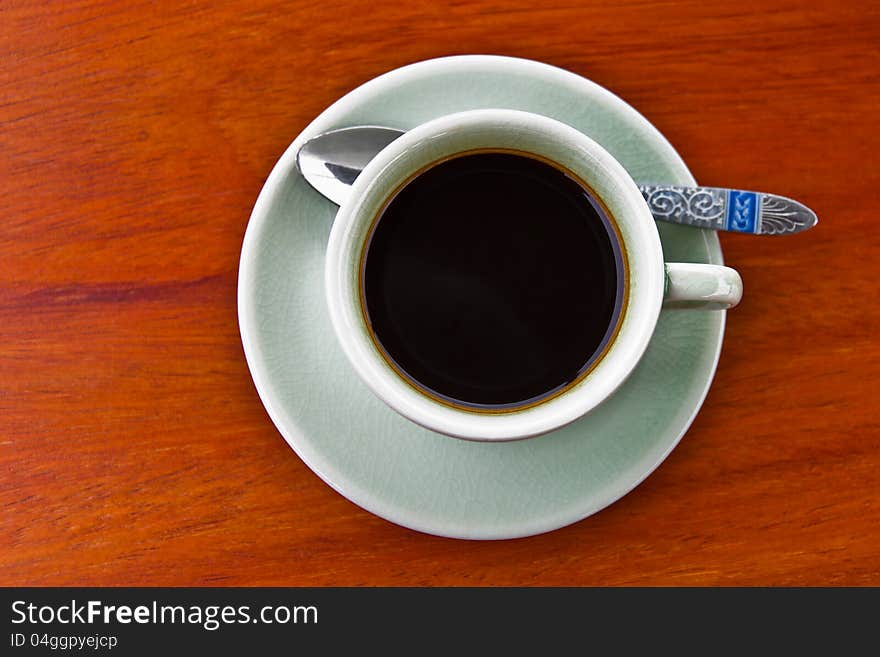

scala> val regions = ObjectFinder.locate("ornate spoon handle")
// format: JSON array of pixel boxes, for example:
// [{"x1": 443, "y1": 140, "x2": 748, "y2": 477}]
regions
[{"x1": 637, "y1": 184, "x2": 817, "y2": 235}]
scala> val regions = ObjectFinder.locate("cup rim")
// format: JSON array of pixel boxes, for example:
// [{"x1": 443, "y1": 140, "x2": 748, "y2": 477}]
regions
[{"x1": 325, "y1": 109, "x2": 665, "y2": 441}]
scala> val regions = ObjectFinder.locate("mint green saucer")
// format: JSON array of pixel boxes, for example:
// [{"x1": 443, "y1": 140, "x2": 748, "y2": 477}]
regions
[{"x1": 238, "y1": 56, "x2": 725, "y2": 539}]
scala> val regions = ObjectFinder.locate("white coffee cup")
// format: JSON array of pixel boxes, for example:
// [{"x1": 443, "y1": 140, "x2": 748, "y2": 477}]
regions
[{"x1": 324, "y1": 109, "x2": 741, "y2": 441}]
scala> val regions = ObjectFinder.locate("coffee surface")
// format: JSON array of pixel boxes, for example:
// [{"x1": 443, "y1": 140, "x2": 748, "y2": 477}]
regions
[{"x1": 363, "y1": 152, "x2": 623, "y2": 409}]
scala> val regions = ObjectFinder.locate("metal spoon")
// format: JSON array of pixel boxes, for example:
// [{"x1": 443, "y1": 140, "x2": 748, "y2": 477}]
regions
[{"x1": 297, "y1": 126, "x2": 817, "y2": 235}]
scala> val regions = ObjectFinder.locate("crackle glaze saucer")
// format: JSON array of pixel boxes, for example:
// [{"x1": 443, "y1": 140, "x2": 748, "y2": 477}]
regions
[{"x1": 237, "y1": 55, "x2": 726, "y2": 540}]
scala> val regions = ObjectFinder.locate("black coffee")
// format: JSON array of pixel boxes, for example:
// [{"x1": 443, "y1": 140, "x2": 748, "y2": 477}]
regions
[{"x1": 362, "y1": 152, "x2": 624, "y2": 409}]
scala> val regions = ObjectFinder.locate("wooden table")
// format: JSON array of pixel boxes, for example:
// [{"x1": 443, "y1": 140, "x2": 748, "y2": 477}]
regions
[{"x1": 2, "y1": 0, "x2": 878, "y2": 586}]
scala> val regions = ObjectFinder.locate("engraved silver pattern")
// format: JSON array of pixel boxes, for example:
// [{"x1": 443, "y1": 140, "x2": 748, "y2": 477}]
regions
[
  {"x1": 758, "y1": 195, "x2": 817, "y2": 235},
  {"x1": 640, "y1": 185, "x2": 726, "y2": 229}
]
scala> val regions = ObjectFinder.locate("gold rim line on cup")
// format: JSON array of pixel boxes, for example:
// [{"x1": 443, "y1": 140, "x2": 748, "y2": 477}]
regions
[{"x1": 356, "y1": 147, "x2": 631, "y2": 415}]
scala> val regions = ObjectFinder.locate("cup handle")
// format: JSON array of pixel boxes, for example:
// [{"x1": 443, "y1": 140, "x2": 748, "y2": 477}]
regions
[{"x1": 663, "y1": 263, "x2": 743, "y2": 310}]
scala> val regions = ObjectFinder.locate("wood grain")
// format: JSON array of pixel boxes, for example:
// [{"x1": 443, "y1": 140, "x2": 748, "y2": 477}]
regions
[{"x1": 1, "y1": 0, "x2": 878, "y2": 586}]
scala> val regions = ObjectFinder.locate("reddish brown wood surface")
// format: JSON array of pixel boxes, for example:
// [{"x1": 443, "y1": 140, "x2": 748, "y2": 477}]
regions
[{"x1": 2, "y1": 0, "x2": 879, "y2": 586}]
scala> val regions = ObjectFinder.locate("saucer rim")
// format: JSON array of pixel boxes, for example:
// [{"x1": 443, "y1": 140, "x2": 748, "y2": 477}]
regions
[{"x1": 238, "y1": 55, "x2": 725, "y2": 539}]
